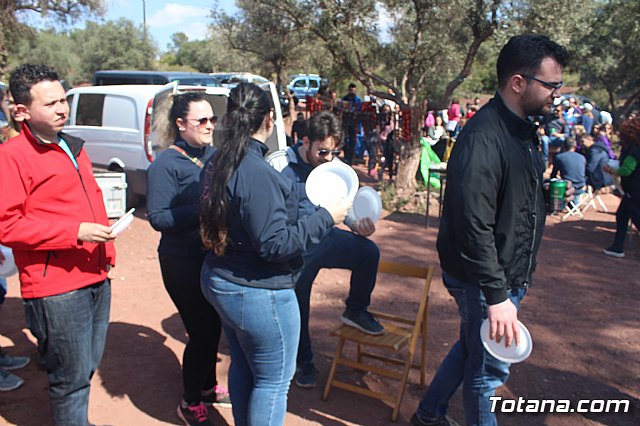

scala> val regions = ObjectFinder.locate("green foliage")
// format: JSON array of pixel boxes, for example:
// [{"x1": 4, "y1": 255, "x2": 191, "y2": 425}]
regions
[
  {"x1": 72, "y1": 19, "x2": 157, "y2": 79},
  {"x1": 8, "y1": 29, "x2": 83, "y2": 83}
]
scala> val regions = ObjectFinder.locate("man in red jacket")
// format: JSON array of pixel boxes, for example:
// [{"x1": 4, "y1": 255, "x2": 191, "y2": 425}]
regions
[{"x1": 0, "y1": 64, "x2": 116, "y2": 426}]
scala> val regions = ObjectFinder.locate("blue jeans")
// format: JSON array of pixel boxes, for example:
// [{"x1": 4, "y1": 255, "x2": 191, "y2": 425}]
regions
[
  {"x1": 201, "y1": 270, "x2": 300, "y2": 426},
  {"x1": 540, "y1": 135, "x2": 550, "y2": 165},
  {"x1": 23, "y1": 279, "x2": 111, "y2": 426},
  {"x1": 296, "y1": 228, "x2": 379, "y2": 368},
  {"x1": 416, "y1": 272, "x2": 527, "y2": 426}
]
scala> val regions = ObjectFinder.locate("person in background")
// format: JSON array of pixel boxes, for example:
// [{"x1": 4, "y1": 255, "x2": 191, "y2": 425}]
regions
[
  {"x1": 199, "y1": 83, "x2": 349, "y2": 426},
  {"x1": 291, "y1": 112, "x2": 307, "y2": 146},
  {"x1": 3, "y1": 90, "x2": 23, "y2": 139},
  {"x1": 412, "y1": 34, "x2": 570, "y2": 426},
  {"x1": 0, "y1": 247, "x2": 30, "y2": 392},
  {"x1": 0, "y1": 63, "x2": 116, "y2": 426},
  {"x1": 551, "y1": 137, "x2": 587, "y2": 195},
  {"x1": 581, "y1": 103, "x2": 595, "y2": 135},
  {"x1": 595, "y1": 123, "x2": 616, "y2": 159},
  {"x1": 602, "y1": 115, "x2": 640, "y2": 258},
  {"x1": 582, "y1": 134, "x2": 613, "y2": 191},
  {"x1": 147, "y1": 92, "x2": 230, "y2": 426},
  {"x1": 446, "y1": 97, "x2": 462, "y2": 138},
  {"x1": 340, "y1": 83, "x2": 361, "y2": 165}
]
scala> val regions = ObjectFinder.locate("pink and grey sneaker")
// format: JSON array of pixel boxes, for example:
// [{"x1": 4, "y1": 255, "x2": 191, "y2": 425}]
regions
[
  {"x1": 201, "y1": 384, "x2": 232, "y2": 408},
  {"x1": 177, "y1": 401, "x2": 212, "y2": 426}
]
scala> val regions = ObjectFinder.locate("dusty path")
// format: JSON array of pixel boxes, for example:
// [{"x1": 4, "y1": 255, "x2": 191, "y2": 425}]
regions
[{"x1": 0, "y1": 175, "x2": 638, "y2": 425}]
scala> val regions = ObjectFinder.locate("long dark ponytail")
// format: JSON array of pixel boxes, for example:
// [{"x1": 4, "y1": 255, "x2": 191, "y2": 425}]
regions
[{"x1": 200, "y1": 83, "x2": 271, "y2": 255}]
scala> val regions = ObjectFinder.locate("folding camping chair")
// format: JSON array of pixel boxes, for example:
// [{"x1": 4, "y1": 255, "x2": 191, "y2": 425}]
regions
[{"x1": 322, "y1": 261, "x2": 435, "y2": 422}]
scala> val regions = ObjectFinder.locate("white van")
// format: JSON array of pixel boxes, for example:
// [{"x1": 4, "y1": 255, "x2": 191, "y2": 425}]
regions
[{"x1": 64, "y1": 82, "x2": 287, "y2": 207}]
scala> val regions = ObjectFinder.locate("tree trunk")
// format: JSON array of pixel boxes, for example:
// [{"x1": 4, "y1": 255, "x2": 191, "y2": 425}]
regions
[{"x1": 395, "y1": 104, "x2": 425, "y2": 192}]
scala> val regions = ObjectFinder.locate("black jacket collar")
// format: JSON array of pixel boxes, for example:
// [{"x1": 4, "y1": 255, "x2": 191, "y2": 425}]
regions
[{"x1": 493, "y1": 93, "x2": 539, "y2": 141}]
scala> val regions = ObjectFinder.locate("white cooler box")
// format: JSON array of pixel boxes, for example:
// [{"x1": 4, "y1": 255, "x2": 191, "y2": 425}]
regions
[{"x1": 94, "y1": 172, "x2": 127, "y2": 218}]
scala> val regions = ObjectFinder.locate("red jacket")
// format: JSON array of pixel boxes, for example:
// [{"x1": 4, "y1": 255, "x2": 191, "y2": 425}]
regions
[{"x1": 0, "y1": 124, "x2": 116, "y2": 298}]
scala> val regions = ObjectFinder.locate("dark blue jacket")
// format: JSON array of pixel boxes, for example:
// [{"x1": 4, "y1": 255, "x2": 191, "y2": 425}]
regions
[
  {"x1": 147, "y1": 139, "x2": 214, "y2": 258},
  {"x1": 204, "y1": 139, "x2": 334, "y2": 289},
  {"x1": 586, "y1": 141, "x2": 612, "y2": 189}
]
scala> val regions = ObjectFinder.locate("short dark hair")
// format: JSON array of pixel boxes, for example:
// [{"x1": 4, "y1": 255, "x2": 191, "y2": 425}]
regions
[
  {"x1": 307, "y1": 111, "x2": 342, "y2": 146},
  {"x1": 563, "y1": 137, "x2": 576, "y2": 151},
  {"x1": 9, "y1": 64, "x2": 59, "y2": 105},
  {"x1": 348, "y1": 83, "x2": 357, "y2": 90},
  {"x1": 496, "y1": 34, "x2": 569, "y2": 88}
]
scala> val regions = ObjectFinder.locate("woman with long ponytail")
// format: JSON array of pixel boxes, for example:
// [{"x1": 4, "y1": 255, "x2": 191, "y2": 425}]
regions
[{"x1": 200, "y1": 83, "x2": 349, "y2": 426}]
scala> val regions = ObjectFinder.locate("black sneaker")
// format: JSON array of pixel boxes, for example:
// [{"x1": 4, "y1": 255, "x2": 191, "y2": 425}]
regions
[
  {"x1": 411, "y1": 413, "x2": 452, "y2": 426},
  {"x1": 201, "y1": 384, "x2": 231, "y2": 408},
  {"x1": 341, "y1": 310, "x2": 385, "y2": 335},
  {"x1": 0, "y1": 351, "x2": 30, "y2": 371},
  {"x1": 603, "y1": 247, "x2": 625, "y2": 258},
  {"x1": 176, "y1": 401, "x2": 212, "y2": 425},
  {"x1": 0, "y1": 368, "x2": 24, "y2": 392},
  {"x1": 294, "y1": 363, "x2": 318, "y2": 388}
]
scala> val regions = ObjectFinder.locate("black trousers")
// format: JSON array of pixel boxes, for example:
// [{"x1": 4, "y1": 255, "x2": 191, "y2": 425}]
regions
[{"x1": 159, "y1": 254, "x2": 223, "y2": 404}]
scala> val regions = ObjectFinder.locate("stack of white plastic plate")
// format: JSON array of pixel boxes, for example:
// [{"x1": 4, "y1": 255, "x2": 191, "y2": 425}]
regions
[
  {"x1": 480, "y1": 318, "x2": 532, "y2": 363},
  {"x1": 352, "y1": 187, "x2": 383, "y2": 223},
  {"x1": 306, "y1": 162, "x2": 359, "y2": 207}
]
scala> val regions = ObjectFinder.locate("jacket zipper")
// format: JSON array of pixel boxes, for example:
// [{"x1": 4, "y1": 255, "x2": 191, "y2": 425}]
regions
[
  {"x1": 526, "y1": 143, "x2": 538, "y2": 284},
  {"x1": 57, "y1": 143, "x2": 105, "y2": 274}
]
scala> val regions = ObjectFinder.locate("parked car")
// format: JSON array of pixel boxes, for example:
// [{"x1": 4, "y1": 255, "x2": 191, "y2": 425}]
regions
[
  {"x1": 287, "y1": 74, "x2": 328, "y2": 100},
  {"x1": 64, "y1": 82, "x2": 287, "y2": 208},
  {"x1": 93, "y1": 70, "x2": 221, "y2": 87},
  {"x1": 209, "y1": 72, "x2": 270, "y2": 89}
]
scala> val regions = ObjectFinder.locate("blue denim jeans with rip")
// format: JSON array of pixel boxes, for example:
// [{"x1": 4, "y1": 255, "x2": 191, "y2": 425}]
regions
[
  {"x1": 23, "y1": 279, "x2": 111, "y2": 426},
  {"x1": 200, "y1": 270, "x2": 300, "y2": 426},
  {"x1": 295, "y1": 228, "x2": 379, "y2": 369},
  {"x1": 416, "y1": 272, "x2": 527, "y2": 426}
]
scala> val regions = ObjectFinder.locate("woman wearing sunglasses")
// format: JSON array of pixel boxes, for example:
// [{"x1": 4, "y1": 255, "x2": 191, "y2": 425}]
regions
[
  {"x1": 147, "y1": 92, "x2": 230, "y2": 426},
  {"x1": 199, "y1": 83, "x2": 349, "y2": 426}
]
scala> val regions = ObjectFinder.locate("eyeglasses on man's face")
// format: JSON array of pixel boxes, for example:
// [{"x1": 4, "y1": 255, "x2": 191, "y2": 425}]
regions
[
  {"x1": 188, "y1": 116, "x2": 217, "y2": 128},
  {"x1": 317, "y1": 149, "x2": 341, "y2": 157},
  {"x1": 522, "y1": 74, "x2": 564, "y2": 93}
]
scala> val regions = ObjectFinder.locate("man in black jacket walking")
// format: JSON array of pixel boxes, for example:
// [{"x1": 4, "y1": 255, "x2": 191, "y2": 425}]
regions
[{"x1": 412, "y1": 35, "x2": 570, "y2": 426}]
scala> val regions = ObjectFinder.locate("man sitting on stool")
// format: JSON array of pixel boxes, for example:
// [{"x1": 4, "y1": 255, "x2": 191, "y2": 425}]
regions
[
  {"x1": 269, "y1": 110, "x2": 384, "y2": 389},
  {"x1": 551, "y1": 137, "x2": 587, "y2": 196}
]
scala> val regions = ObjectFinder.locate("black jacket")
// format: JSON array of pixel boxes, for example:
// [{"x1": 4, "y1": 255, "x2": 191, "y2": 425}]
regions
[
  {"x1": 437, "y1": 94, "x2": 546, "y2": 305},
  {"x1": 147, "y1": 139, "x2": 214, "y2": 258},
  {"x1": 203, "y1": 139, "x2": 334, "y2": 289}
]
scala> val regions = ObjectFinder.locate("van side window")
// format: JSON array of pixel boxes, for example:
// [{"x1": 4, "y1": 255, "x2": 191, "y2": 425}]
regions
[
  {"x1": 293, "y1": 79, "x2": 306, "y2": 88},
  {"x1": 102, "y1": 96, "x2": 137, "y2": 130},
  {"x1": 65, "y1": 94, "x2": 74, "y2": 126},
  {"x1": 309, "y1": 79, "x2": 319, "y2": 89},
  {"x1": 76, "y1": 94, "x2": 105, "y2": 126}
]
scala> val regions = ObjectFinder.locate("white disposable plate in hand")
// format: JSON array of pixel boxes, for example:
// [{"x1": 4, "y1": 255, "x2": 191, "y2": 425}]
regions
[
  {"x1": 306, "y1": 161, "x2": 359, "y2": 207},
  {"x1": 110, "y1": 208, "x2": 135, "y2": 236},
  {"x1": 352, "y1": 186, "x2": 382, "y2": 223},
  {"x1": 0, "y1": 245, "x2": 18, "y2": 278},
  {"x1": 480, "y1": 318, "x2": 532, "y2": 363}
]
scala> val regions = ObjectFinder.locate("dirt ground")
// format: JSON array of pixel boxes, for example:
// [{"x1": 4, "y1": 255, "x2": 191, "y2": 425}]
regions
[{"x1": 0, "y1": 166, "x2": 638, "y2": 426}]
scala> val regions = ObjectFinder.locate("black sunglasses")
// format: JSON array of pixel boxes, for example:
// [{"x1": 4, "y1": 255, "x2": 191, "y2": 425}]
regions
[{"x1": 317, "y1": 149, "x2": 341, "y2": 157}]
